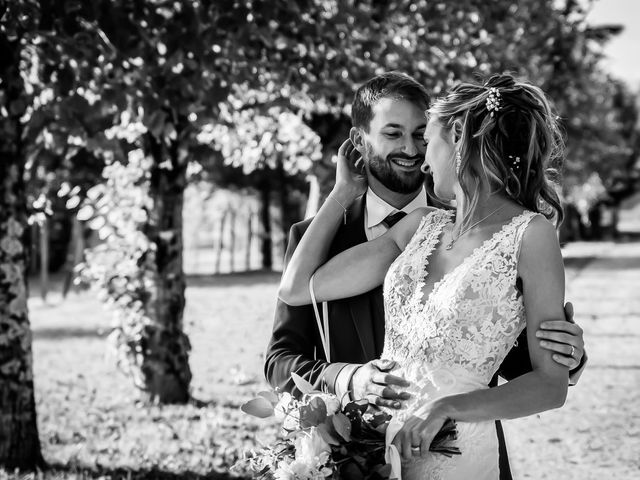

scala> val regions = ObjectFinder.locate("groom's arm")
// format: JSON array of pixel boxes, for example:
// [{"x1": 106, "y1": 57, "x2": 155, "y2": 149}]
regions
[{"x1": 264, "y1": 221, "x2": 352, "y2": 397}]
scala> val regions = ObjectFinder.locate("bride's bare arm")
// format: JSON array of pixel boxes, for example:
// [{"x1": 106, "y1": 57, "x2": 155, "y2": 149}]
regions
[
  {"x1": 393, "y1": 215, "x2": 569, "y2": 457},
  {"x1": 278, "y1": 205, "x2": 430, "y2": 306}
]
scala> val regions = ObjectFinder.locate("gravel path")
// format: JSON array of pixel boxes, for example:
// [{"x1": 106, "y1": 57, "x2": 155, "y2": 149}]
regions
[{"x1": 503, "y1": 240, "x2": 640, "y2": 479}]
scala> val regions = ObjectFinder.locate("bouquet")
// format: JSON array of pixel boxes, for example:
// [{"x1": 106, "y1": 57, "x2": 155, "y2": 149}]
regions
[{"x1": 236, "y1": 373, "x2": 460, "y2": 480}]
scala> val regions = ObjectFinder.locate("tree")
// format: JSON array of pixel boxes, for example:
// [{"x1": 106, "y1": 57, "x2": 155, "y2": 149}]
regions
[{"x1": 0, "y1": 0, "x2": 44, "y2": 468}]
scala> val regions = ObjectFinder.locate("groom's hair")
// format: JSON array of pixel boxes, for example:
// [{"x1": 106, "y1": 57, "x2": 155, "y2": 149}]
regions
[{"x1": 351, "y1": 72, "x2": 429, "y2": 131}]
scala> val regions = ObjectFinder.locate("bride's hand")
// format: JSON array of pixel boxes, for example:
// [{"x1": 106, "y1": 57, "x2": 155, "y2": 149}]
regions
[
  {"x1": 332, "y1": 138, "x2": 367, "y2": 202},
  {"x1": 391, "y1": 402, "x2": 450, "y2": 460}
]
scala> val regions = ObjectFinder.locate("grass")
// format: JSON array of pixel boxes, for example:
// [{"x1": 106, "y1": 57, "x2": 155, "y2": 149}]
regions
[
  {"x1": 3, "y1": 239, "x2": 640, "y2": 479},
  {"x1": 7, "y1": 271, "x2": 283, "y2": 479}
]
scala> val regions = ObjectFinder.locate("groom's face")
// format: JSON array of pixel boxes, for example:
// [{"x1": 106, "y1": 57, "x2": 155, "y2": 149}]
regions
[{"x1": 357, "y1": 97, "x2": 427, "y2": 194}]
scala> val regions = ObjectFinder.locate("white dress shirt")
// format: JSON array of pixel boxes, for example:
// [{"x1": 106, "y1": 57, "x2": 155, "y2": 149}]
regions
[{"x1": 364, "y1": 186, "x2": 428, "y2": 240}]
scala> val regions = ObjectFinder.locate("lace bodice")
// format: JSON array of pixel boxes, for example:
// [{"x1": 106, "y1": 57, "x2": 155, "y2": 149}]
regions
[{"x1": 382, "y1": 208, "x2": 538, "y2": 385}]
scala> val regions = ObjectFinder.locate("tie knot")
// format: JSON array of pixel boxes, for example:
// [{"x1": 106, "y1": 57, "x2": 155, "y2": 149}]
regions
[{"x1": 381, "y1": 211, "x2": 407, "y2": 229}]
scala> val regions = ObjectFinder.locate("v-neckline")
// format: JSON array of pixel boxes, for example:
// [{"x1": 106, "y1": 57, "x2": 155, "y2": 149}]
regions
[{"x1": 416, "y1": 210, "x2": 530, "y2": 308}]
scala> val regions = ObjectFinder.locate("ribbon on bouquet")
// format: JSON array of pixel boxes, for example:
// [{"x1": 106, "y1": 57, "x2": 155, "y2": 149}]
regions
[
  {"x1": 309, "y1": 273, "x2": 331, "y2": 362},
  {"x1": 385, "y1": 416, "x2": 404, "y2": 480}
]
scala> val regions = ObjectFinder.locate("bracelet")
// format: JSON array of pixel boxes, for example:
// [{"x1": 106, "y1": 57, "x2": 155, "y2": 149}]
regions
[{"x1": 327, "y1": 195, "x2": 348, "y2": 225}]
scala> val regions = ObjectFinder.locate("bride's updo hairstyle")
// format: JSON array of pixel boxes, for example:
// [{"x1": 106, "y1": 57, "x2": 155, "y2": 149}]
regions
[{"x1": 428, "y1": 73, "x2": 564, "y2": 227}]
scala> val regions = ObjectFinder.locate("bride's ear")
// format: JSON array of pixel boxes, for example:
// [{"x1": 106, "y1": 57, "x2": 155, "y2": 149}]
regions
[
  {"x1": 350, "y1": 127, "x2": 365, "y2": 153},
  {"x1": 450, "y1": 120, "x2": 463, "y2": 149}
]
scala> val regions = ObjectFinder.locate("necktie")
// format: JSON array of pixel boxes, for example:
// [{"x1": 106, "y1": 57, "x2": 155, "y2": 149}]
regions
[{"x1": 381, "y1": 211, "x2": 407, "y2": 229}]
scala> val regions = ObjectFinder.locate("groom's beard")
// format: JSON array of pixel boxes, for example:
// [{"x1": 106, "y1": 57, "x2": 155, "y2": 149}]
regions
[{"x1": 364, "y1": 144, "x2": 425, "y2": 194}]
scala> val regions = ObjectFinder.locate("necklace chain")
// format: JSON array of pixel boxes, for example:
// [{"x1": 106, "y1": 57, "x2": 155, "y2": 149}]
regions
[{"x1": 446, "y1": 204, "x2": 507, "y2": 250}]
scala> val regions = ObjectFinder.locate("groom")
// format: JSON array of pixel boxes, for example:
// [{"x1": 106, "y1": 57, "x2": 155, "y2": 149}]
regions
[{"x1": 264, "y1": 71, "x2": 586, "y2": 479}]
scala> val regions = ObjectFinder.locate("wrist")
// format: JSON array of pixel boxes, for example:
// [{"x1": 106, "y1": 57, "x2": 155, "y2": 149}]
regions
[
  {"x1": 431, "y1": 396, "x2": 457, "y2": 419},
  {"x1": 329, "y1": 185, "x2": 361, "y2": 207}
]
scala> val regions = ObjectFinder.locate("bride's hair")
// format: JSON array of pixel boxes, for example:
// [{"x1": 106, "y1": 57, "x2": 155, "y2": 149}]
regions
[{"x1": 428, "y1": 73, "x2": 564, "y2": 227}]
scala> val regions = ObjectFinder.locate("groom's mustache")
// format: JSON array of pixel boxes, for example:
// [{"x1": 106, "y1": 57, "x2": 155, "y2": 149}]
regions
[{"x1": 387, "y1": 153, "x2": 423, "y2": 162}]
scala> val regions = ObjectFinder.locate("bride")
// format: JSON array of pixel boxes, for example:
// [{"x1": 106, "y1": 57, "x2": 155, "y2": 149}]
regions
[{"x1": 278, "y1": 73, "x2": 569, "y2": 479}]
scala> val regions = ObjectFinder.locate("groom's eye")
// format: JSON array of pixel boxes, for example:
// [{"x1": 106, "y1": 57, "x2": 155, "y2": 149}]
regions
[{"x1": 384, "y1": 132, "x2": 401, "y2": 139}]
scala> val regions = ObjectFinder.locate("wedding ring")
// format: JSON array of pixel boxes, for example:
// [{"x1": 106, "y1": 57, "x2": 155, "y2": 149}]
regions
[
  {"x1": 570, "y1": 345, "x2": 576, "y2": 357},
  {"x1": 411, "y1": 445, "x2": 421, "y2": 453}
]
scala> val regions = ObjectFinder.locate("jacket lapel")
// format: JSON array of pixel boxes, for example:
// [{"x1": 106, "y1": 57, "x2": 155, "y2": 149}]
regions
[{"x1": 330, "y1": 196, "x2": 379, "y2": 361}]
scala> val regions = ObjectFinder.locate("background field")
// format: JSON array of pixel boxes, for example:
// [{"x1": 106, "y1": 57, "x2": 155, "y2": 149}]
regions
[{"x1": 16, "y1": 238, "x2": 640, "y2": 480}]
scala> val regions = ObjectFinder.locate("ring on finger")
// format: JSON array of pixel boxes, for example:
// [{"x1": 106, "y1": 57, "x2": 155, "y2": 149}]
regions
[{"x1": 570, "y1": 345, "x2": 575, "y2": 357}]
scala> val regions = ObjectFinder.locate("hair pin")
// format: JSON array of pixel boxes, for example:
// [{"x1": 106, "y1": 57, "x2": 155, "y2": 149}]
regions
[{"x1": 486, "y1": 87, "x2": 503, "y2": 117}]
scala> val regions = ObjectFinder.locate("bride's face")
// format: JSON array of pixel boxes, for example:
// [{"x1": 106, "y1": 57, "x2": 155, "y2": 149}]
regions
[{"x1": 422, "y1": 117, "x2": 457, "y2": 201}]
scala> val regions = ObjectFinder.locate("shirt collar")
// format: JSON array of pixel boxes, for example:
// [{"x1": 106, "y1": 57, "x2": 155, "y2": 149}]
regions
[{"x1": 365, "y1": 186, "x2": 428, "y2": 229}]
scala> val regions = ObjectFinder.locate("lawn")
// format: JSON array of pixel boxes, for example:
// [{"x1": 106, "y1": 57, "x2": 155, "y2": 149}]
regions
[
  {"x1": 11, "y1": 272, "x2": 283, "y2": 479},
  {"x1": 2, "y1": 239, "x2": 640, "y2": 479}
]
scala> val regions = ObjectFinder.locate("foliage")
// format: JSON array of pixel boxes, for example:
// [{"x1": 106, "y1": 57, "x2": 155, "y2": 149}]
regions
[
  {"x1": 238, "y1": 374, "x2": 459, "y2": 480},
  {"x1": 74, "y1": 149, "x2": 165, "y2": 392}
]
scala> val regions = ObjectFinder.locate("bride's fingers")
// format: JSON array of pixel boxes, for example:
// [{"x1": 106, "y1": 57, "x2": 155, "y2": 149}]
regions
[{"x1": 337, "y1": 138, "x2": 352, "y2": 158}]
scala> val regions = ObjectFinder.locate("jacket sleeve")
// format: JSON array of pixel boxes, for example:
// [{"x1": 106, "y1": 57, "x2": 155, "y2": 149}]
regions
[
  {"x1": 496, "y1": 328, "x2": 532, "y2": 381},
  {"x1": 263, "y1": 222, "x2": 351, "y2": 397}
]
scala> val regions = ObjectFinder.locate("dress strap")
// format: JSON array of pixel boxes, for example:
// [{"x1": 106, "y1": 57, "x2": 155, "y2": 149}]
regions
[{"x1": 512, "y1": 211, "x2": 541, "y2": 262}]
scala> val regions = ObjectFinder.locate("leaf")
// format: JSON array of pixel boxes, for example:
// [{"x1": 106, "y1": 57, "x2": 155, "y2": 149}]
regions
[
  {"x1": 257, "y1": 390, "x2": 279, "y2": 405},
  {"x1": 316, "y1": 423, "x2": 340, "y2": 446},
  {"x1": 77, "y1": 205, "x2": 94, "y2": 221},
  {"x1": 66, "y1": 196, "x2": 82, "y2": 209},
  {"x1": 332, "y1": 412, "x2": 351, "y2": 441},
  {"x1": 240, "y1": 397, "x2": 274, "y2": 418},
  {"x1": 344, "y1": 399, "x2": 368, "y2": 416},
  {"x1": 290, "y1": 372, "x2": 314, "y2": 395},
  {"x1": 299, "y1": 397, "x2": 327, "y2": 428}
]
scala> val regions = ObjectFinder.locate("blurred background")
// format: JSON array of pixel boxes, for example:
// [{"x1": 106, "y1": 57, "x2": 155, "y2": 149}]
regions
[{"x1": 0, "y1": 0, "x2": 639, "y2": 479}]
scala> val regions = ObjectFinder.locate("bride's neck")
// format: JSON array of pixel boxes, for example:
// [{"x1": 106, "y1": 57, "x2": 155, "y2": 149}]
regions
[{"x1": 454, "y1": 186, "x2": 509, "y2": 226}]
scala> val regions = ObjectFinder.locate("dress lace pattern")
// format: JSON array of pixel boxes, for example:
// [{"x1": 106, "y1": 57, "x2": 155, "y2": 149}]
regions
[{"x1": 382, "y1": 208, "x2": 539, "y2": 480}]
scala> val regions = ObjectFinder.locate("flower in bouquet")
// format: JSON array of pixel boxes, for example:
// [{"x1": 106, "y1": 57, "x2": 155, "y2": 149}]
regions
[
  {"x1": 294, "y1": 427, "x2": 331, "y2": 465},
  {"x1": 238, "y1": 373, "x2": 460, "y2": 480},
  {"x1": 314, "y1": 392, "x2": 341, "y2": 416}
]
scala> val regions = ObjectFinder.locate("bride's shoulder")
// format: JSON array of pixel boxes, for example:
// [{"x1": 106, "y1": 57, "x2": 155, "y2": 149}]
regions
[
  {"x1": 407, "y1": 206, "x2": 451, "y2": 223},
  {"x1": 390, "y1": 207, "x2": 449, "y2": 250},
  {"x1": 518, "y1": 212, "x2": 562, "y2": 268}
]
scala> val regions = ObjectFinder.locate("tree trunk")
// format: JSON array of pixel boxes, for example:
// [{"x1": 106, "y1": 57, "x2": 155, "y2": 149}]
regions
[
  {"x1": 229, "y1": 209, "x2": 237, "y2": 272},
  {"x1": 140, "y1": 137, "x2": 192, "y2": 404},
  {"x1": 275, "y1": 155, "x2": 290, "y2": 257},
  {"x1": 259, "y1": 178, "x2": 273, "y2": 270},
  {"x1": 39, "y1": 218, "x2": 49, "y2": 301},
  {"x1": 214, "y1": 210, "x2": 228, "y2": 274},
  {"x1": 0, "y1": 19, "x2": 44, "y2": 467},
  {"x1": 0, "y1": 162, "x2": 44, "y2": 469}
]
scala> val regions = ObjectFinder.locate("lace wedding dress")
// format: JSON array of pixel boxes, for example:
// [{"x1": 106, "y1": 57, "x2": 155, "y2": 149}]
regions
[{"x1": 382, "y1": 208, "x2": 538, "y2": 480}]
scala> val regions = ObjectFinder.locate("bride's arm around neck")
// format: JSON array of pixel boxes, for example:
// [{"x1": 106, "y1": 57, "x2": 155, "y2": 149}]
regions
[{"x1": 277, "y1": 198, "x2": 433, "y2": 307}]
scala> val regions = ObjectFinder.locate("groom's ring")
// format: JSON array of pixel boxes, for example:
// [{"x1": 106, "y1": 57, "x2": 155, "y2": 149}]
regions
[
  {"x1": 411, "y1": 445, "x2": 421, "y2": 453},
  {"x1": 570, "y1": 345, "x2": 575, "y2": 357}
]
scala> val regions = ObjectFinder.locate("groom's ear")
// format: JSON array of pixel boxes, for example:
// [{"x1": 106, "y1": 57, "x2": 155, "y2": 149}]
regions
[{"x1": 350, "y1": 127, "x2": 365, "y2": 153}]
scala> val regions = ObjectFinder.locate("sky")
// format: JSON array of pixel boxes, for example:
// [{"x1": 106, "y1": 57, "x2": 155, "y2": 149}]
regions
[{"x1": 586, "y1": 0, "x2": 640, "y2": 88}]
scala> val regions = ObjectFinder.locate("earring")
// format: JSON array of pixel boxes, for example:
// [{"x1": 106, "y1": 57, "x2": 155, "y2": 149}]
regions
[
  {"x1": 420, "y1": 162, "x2": 429, "y2": 173},
  {"x1": 455, "y1": 150, "x2": 462, "y2": 175}
]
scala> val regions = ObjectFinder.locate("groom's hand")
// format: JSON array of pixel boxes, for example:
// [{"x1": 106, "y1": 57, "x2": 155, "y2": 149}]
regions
[
  {"x1": 536, "y1": 301, "x2": 585, "y2": 369},
  {"x1": 351, "y1": 359, "x2": 411, "y2": 409}
]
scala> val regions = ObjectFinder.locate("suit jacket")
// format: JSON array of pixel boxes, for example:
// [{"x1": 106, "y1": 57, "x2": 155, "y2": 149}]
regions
[{"x1": 264, "y1": 196, "x2": 532, "y2": 480}]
